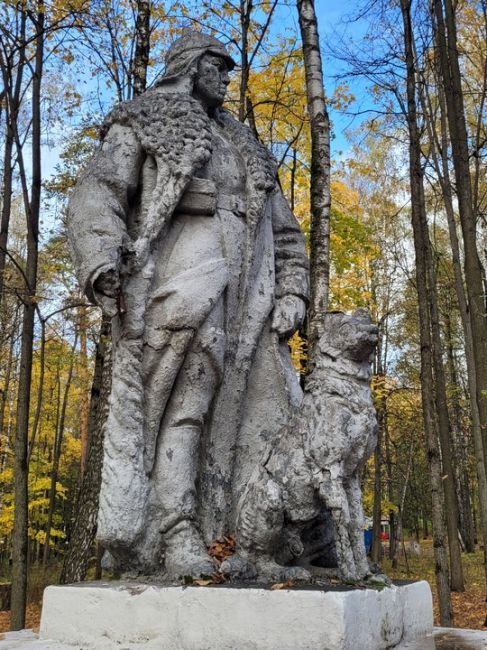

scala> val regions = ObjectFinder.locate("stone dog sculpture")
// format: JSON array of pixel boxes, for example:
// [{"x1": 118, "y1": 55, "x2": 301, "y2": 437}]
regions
[
  {"x1": 224, "y1": 310, "x2": 378, "y2": 582},
  {"x1": 67, "y1": 31, "x2": 309, "y2": 578}
]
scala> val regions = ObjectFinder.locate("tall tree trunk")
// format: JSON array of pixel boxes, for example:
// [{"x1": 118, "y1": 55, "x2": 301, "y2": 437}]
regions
[
  {"x1": 61, "y1": 2, "x2": 151, "y2": 581},
  {"x1": 237, "y1": 0, "x2": 277, "y2": 135},
  {"x1": 43, "y1": 334, "x2": 78, "y2": 566},
  {"x1": 239, "y1": 0, "x2": 252, "y2": 126},
  {"x1": 60, "y1": 316, "x2": 111, "y2": 583},
  {"x1": 444, "y1": 311, "x2": 475, "y2": 553},
  {"x1": 428, "y1": 258, "x2": 465, "y2": 591},
  {"x1": 0, "y1": 314, "x2": 16, "y2": 451},
  {"x1": 10, "y1": 1, "x2": 44, "y2": 630},
  {"x1": 132, "y1": 0, "x2": 150, "y2": 98},
  {"x1": 290, "y1": 148, "x2": 297, "y2": 212},
  {"x1": 425, "y1": 11, "x2": 487, "y2": 583},
  {"x1": 383, "y1": 407, "x2": 395, "y2": 562},
  {"x1": 237, "y1": 0, "x2": 258, "y2": 136},
  {"x1": 297, "y1": 0, "x2": 330, "y2": 351},
  {"x1": 78, "y1": 306, "x2": 90, "y2": 474},
  {"x1": 0, "y1": 124, "x2": 14, "y2": 301},
  {"x1": 392, "y1": 439, "x2": 414, "y2": 570},
  {"x1": 398, "y1": 0, "x2": 453, "y2": 625},
  {"x1": 431, "y1": 0, "x2": 487, "y2": 582},
  {"x1": 433, "y1": 0, "x2": 487, "y2": 477},
  {"x1": 0, "y1": 8, "x2": 26, "y2": 302},
  {"x1": 414, "y1": 30, "x2": 464, "y2": 591},
  {"x1": 371, "y1": 309, "x2": 387, "y2": 565},
  {"x1": 27, "y1": 320, "x2": 45, "y2": 464},
  {"x1": 371, "y1": 397, "x2": 384, "y2": 565}
]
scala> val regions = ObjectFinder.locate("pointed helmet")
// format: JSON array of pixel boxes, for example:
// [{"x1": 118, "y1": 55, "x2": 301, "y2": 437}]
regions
[{"x1": 162, "y1": 31, "x2": 236, "y2": 83}]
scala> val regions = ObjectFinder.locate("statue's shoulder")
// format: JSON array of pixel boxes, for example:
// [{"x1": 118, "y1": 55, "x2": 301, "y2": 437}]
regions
[
  {"x1": 101, "y1": 90, "x2": 209, "y2": 138},
  {"x1": 100, "y1": 90, "x2": 212, "y2": 160}
]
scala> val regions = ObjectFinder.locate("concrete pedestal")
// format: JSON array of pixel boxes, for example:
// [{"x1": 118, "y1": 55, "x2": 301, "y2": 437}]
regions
[
  {"x1": 6, "y1": 628, "x2": 487, "y2": 650},
  {"x1": 36, "y1": 580, "x2": 433, "y2": 650}
]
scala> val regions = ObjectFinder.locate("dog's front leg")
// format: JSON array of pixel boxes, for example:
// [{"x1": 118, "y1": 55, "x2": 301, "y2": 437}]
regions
[
  {"x1": 346, "y1": 475, "x2": 370, "y2": 579},
  {"x1": 320, "y1": 470, "x2": 357, "y2": 580}
]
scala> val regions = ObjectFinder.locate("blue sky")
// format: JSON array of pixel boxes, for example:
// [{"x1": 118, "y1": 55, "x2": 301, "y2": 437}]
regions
[
  {"x1": 316, "y1": 1, "x2": 373, "y2": 155},
  {"x1": 42, "y1": 1, "x2": 372, "y2": 179}
]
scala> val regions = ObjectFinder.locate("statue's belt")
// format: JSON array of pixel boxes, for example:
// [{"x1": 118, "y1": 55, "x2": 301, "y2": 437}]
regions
[
  {"x1": 174, "y1": 178, "x2": 246, "y2": 217},
  {"x1": 217, "y1": 194, "x2": 247, "y2": 216}
]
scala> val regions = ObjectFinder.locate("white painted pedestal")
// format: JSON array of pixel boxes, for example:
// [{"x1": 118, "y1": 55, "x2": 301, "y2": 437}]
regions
[{"x1": 37, "y1": 580, "x2": 433, "y2": 650}]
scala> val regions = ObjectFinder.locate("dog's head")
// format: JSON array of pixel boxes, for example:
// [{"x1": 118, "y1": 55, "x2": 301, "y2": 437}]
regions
[{"x1": 318, "y1": 310, "x2": 378, "y2": 363}]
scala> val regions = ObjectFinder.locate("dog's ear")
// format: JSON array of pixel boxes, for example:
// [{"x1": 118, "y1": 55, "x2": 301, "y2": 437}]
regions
[
  {"x1": 318, "y1": 312, "x2": 346, "y2": 357},
  {"x1": 317, "y1": 333, "x2": 337, "y2": 358},
  {"x1": 352, "y1": 308, "x2": 371, "y2": 323}
]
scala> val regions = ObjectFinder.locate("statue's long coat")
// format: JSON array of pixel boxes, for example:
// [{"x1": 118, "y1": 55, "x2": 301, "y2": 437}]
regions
[{"x1": 68, "y1": 88, "x2": 309, "y2": 558}]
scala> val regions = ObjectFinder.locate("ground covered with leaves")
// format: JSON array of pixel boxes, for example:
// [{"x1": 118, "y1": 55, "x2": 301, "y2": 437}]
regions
[
  {"x1": 382, "y1": 541, "x2": 487, "y2": 630},
  {"x1": 0, "y1": 604, "x2": 41, "y2": 634}
]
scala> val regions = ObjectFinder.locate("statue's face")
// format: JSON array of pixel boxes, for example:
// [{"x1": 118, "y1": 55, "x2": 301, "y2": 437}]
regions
[{"x1": 193, "y1": 54, "x2": 230, "y2": 108}]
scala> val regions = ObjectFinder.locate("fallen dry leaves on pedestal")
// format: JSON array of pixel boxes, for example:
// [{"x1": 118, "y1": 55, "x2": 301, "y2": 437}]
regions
[{"x1": 0, "y1": 540, "x2": 485, "y2": 634}]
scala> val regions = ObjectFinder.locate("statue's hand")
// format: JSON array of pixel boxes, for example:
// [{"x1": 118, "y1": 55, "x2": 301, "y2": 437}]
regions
[
  {"x1": 93, "y1": 268, "x2": 120, "y2": 299},
  {"x1": 271, "y1": 295, "x2": 306, "y2": 339}
]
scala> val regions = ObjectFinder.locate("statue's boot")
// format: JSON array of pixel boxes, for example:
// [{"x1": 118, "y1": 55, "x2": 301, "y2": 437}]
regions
[
  {"x1": 163, "y1": 520, "x2": 216, "y2": 579},
  {"x1": 155, "y1": 424, "x2": 216, "y2": 579}
]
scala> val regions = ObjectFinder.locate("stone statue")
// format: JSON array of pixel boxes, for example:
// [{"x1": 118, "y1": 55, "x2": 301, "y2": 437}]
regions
[
  {"x1": 224, "y1": 310, "x2": 378, "y2": 582},
  {"x1": 67, "y1": 31, "x2": 309, "y2": 578}
]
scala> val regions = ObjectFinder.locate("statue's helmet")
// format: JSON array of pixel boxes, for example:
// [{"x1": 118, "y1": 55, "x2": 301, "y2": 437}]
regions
[{"x1": 162, "y1": 31, "x2": 236, "y2": 82}]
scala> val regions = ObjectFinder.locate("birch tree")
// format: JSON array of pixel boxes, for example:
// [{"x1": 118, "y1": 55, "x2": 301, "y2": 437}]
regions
[{"x1": 296, "y1": 0, "x2": 330, "y2": 351}]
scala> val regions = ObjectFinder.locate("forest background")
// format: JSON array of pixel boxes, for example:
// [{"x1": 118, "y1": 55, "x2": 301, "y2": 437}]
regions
[{"x1": 0, "y1": 0, "x2": 486, "y2": 634}]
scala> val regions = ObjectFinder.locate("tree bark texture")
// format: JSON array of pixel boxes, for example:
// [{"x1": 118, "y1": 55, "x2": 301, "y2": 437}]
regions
[
  {"x1": 0, "y1": 314, "x2": 16, "y2": 459},
  {"x1": 79, "y1": 306, "x2": 90, "y2": 475},
  {"x1": 60, "y1": 0, "x2": 152, "y2": 583},
  {"x1": 371, "y1": 405, "x2": 384, "y2": 565},
  {"x1": 60, "y1": 316, "x2": 111, "y2": 584},
  {"x1": 428, "y1": 257, "x2": 465, "y2": 591},
  {"x1": 11, "y1": 1, "x2": 44, "y2": 630},
  {"x1": 239, "y1": 0, "x2": 252, "y2": 126},
  {"x1": 398, "y1": 0, "x2": 453, "y2": 625},
  {"x1": 0, "y1": 9, "x2": 25, "y2": 303},
  {"x1": 421, "y1": 56, "x2": 487, "y2": 573},
  {"x1": 237, "y1": 0, "x2": 278, "y2": 135},
  {"x1": 433, "y1": 0, "x2": 487, "y2": 476},
  {"x1": 43, "y1": 334, "x2": 78, "y2": 566},
  {"x1": 26, "y1": 321, "x2": 45, "y2": 465},
  {"x1": 297, "y1": 0, "x2": 331, "y2": 351},
  {"x1": 132, "y1": 0, "x2": 150, "y2": 98},
  {"x1": 0, "y1": 125, "x2": 14, "y2": 302},
  {"x1": 444, "y1": 311, "x2": 475, "y2": 553},
  {"x1": 371, "y1": 319, "x2": 387, "y2": 566}
]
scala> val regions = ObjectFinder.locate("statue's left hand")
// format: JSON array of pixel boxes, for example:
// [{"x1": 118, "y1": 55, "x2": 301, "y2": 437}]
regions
[{"x1": 271, "y1": 295, "x2": 306, "y2": 339}]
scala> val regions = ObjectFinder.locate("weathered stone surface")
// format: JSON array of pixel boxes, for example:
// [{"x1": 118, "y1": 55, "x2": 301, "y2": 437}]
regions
[
  {"x1": 232, "y1": 310, "x2": 378, "y2": 581},
  {"x1": 67, "y1": 28, "x2": 378, "y2": 585},
  {"x1": 67, "y1": 31, "x2": 309, "y2": 577},
  {"x1": 37, "y1": 581, "x2": 432, "y2": 650},
  {"x1": 5, "y1": 627, "x2": 487, "y2": 650}
]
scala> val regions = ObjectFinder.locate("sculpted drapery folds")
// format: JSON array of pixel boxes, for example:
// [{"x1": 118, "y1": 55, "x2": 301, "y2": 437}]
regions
[{"x1": 68, "y1": 32, "x2": 309, "y2": 578}]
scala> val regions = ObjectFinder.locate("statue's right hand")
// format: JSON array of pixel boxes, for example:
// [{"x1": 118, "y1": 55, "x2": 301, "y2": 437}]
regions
[{"x1": 93, "y1": 268, "x2": 120, "y2": 298}]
